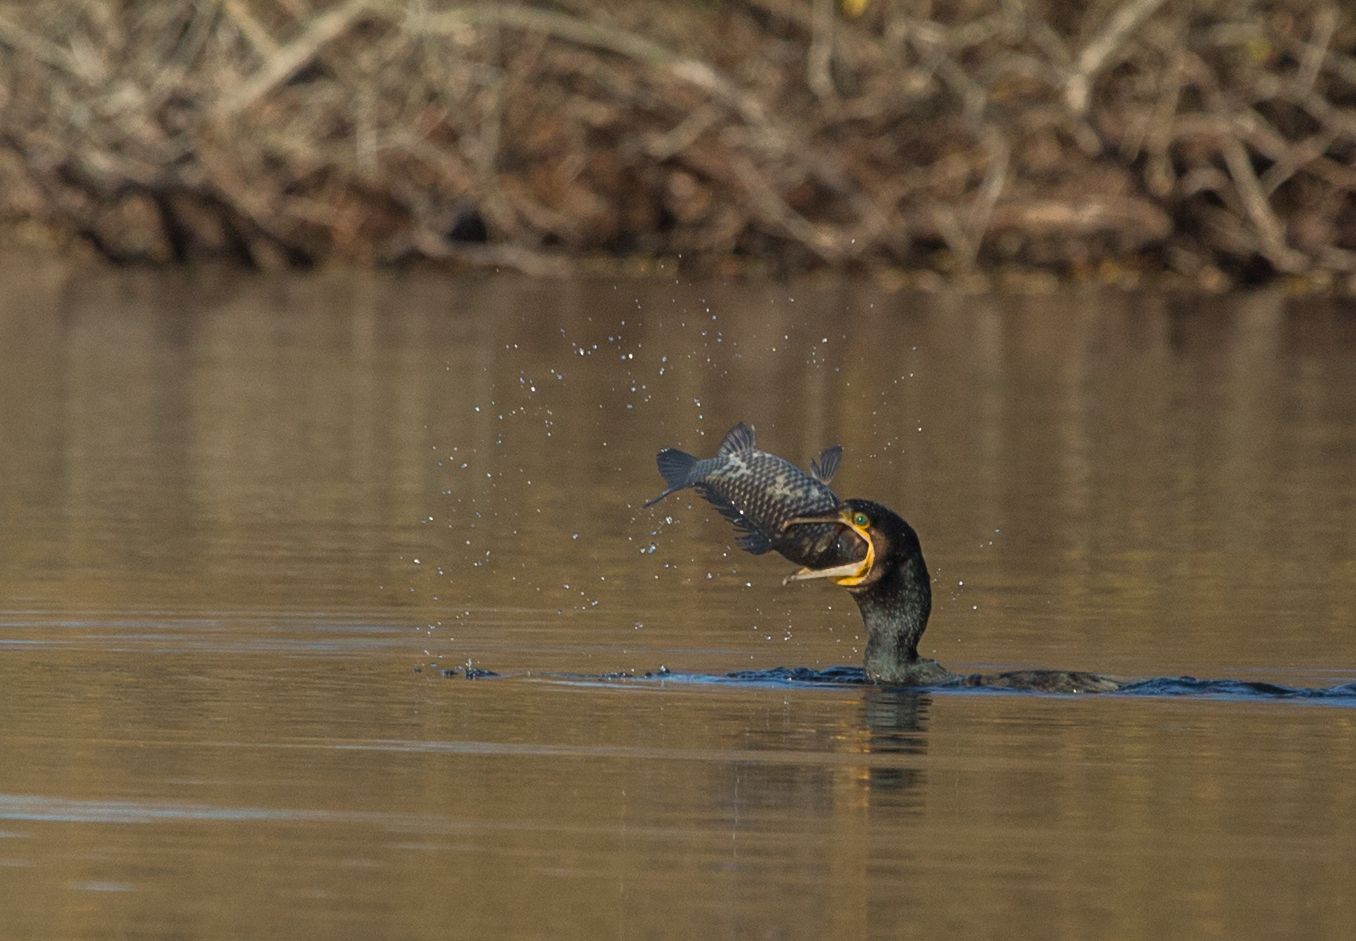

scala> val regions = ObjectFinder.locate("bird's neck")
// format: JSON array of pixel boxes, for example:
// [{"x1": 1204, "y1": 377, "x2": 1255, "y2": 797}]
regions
[{"x1": 855, "y1": 551, "x2": 937, "y2": 684}]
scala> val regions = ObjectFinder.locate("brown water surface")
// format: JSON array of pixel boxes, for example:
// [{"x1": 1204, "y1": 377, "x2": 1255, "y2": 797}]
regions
[{"x1": 1, "y1": 260, "x2": 1355, "y2": 939}]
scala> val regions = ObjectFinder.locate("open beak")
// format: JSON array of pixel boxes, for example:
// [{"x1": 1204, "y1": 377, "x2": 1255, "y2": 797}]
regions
[
  {"x1": 783, "y1": 559, "x2": 870, "y2": 585},
  {"x1": 780, "y1": 508, "x2": 875, "y2": 587}
]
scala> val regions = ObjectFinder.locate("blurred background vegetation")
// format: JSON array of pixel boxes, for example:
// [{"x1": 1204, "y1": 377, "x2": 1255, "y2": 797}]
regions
[{"x1": 1, "y1": 0, "x2": 1353, "y2": 289}]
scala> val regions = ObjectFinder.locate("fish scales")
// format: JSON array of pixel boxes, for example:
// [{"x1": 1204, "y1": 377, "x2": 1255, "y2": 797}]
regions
[
  {"x1": 645, "y1": 421, "x2": 866, "y2": 570},
  {"x1": 699, "y1": 450, "x2": 834, "y2": 539}
]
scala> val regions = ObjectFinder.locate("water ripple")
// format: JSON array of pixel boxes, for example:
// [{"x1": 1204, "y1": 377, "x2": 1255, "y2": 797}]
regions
[
  {"x1": 0, "y1": 794, "x2": 423, "y2": 827},
  {"x1": 1116, "y1": 677, "x2": 1356, "y2": 702},
  {"x1": 535, "y1": 666, "x2": 1356, "y2": 704}
]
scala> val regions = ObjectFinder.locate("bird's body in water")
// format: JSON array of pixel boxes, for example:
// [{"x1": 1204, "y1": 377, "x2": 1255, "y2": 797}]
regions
[{"x1": 647, "y1": 421, "x2": 1128, "y2": 693}]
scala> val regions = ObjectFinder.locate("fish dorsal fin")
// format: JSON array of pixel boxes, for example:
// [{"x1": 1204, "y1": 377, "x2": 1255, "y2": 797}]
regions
[
  {"x1": 717, "y1": 421, "x2": 756, "y2": 457},
  {"x1": 809, "y1": 445, "x2": 842, "y2": 484}
]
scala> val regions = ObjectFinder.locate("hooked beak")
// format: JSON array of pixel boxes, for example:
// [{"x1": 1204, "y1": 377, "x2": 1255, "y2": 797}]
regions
[{"x1": 780, "y1": 507, "x2": 875, "y2": 587}]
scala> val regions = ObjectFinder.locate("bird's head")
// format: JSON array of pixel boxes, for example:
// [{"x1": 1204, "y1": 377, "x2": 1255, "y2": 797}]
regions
[{"x1": 780, "y1": 499, "x2": 921, "y2": 590}]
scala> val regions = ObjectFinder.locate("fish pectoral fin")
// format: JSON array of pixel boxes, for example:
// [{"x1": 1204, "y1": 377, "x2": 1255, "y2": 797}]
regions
[
  {"x1": 696, "y1": 484, "x2": 772, "y2": 555},
  {"x1": 782, "y1": 560, "x2": 867, "y2": 586},
  {"x1": 735, "y1": 530, "x2": 773, "y2": 555}
]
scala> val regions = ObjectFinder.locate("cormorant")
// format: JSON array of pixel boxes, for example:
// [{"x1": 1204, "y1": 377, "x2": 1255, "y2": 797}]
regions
[
  {"x1": 783, "y1": 501, "x2": 1126, "y2": 692},
  {"x1": 648, "y1": 422, "x2": 1129, "y2": 693}
]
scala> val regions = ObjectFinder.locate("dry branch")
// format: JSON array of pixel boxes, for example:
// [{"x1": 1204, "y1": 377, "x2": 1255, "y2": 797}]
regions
[
  {"x1": 0, "y1": 0, "x2": 1352, "y2": 283},
  {"x1": 213, "y1": 0, "x2": 374, "y2": 118},
  {"x1": 1066, "y1": 0, "x2": 1172, "y2": 114}
]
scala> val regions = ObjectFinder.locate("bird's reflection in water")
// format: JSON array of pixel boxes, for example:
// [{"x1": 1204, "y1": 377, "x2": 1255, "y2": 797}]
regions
[
  {"x1": 707, "y1": 689, "x2": 932, "y2": 828},
  {"x1": 859, "y1": 688, "x2": 930, "y2": 805}
]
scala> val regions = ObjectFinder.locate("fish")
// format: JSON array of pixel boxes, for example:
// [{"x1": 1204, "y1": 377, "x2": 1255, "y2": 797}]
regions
[{"x1": 644, "y1": 421, "x2": 867, "y2": 573}]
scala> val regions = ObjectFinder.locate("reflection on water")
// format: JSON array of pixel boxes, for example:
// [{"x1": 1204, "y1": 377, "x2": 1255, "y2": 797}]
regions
[
  {"x1": 859, "y1": 689, "x2": 929, "y2": 803},
  {"x1": 0, "y1": 794, "x2": 435, "y2": 826},
  {"x1": 1, "y1": 259, "x2": 1355, "y2": 939}
]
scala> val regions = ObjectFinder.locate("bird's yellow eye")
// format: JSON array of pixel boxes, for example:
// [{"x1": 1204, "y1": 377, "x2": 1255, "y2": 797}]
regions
[{"x1": 852, "y1": 512, "x2": 870, "y2": 528}]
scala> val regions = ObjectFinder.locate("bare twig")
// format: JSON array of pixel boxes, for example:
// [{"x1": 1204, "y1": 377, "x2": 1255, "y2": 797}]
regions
[
  {"x1": 731, "y1": 155, "x2": 845, "y2": 265},
  {"x1": 213, "y1": 0, "x2": 373, "y2": 118},
  {"x1": 644, "y1": 104, "x2": 723, "y2": 161},
  {"x1": 1066, "y1": 0, "x2": 1170, "y2": 113},
  {"x1": 0, "y1": 12, "x2": 99, "y2": 81},
  {"x1": 1143, "y1": 41, "x2": 1186, "y2": 196},
  {"x1": 906, "y1": 28, "x2": 989, "y2": 120},
  {"x1": 1294, "y1": 5, "x2": 1338, "y2": 98},
  {"x1": 988, "y1": 196, "x2": 1171, "y2": 244},
  {"x1": 807, "y1": 0, "x2": 835, "y2": 100},
  {"x1": 218, "y1": 0, "x2": 281, "y2": 59},
  {"x1": 422, "y1": 4, "x2": 770, "y2": 129},
  {"x1": 400, "y1": 229, "x2": 573, "y2": 276},
  {"x1": 1219, "y1": 132, "x2": 1308, "y2": 272},
  {"x1": 966, "y1": 127, "x2": 1010, "y2": 258}
]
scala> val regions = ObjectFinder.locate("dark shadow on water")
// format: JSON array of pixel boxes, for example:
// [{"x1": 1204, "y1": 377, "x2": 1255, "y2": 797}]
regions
[
  {"x1": 721, "y1": 665, "x2": 869, "y2": 685},
  {"x1": 713, "y1": 667, "x2": 1356, "y2": 704},
  {"x1": 1115, "y1": 676, "x2": 1356, "y2": 702},
  {"x1": 517, "y1": 665, "x2": 1356, "y2": 705}
]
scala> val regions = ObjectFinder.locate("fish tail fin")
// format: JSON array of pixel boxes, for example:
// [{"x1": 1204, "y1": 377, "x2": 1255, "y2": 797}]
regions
[
  {"x1": 655, "y1": 448, "x2": 699, "y2": 490},
  {"x1": 717, "y1": 421, "x2": 756, "y2": 457},
  {"x1": 644, "y1": 448, "x2": 699, "y2": 507}
]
